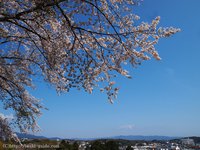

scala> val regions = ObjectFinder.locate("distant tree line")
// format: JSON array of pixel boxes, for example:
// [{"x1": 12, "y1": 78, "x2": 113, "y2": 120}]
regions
[{"x1": 58, "y1": 139, "x2": 134, "y2": 150}]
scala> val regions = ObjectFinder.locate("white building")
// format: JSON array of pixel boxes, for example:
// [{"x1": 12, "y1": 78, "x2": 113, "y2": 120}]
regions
[{"x1": 181, "y1": 138, "x2": 195, "y2": 146}]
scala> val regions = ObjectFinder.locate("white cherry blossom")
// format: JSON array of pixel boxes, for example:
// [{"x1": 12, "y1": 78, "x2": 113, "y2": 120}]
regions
[{"x1": 0, "y1": 0, "x2": 180, "y2": 141}]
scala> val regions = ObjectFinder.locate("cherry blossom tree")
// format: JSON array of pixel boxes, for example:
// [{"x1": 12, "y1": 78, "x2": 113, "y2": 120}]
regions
[{"x1": 0, "y1": 0, "x2": 180, "y2": 141}]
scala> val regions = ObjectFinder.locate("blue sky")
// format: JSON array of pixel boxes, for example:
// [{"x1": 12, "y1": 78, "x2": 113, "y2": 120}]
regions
[{"x1": 2, "y1": 0, "x2": 200, "y2": 138}]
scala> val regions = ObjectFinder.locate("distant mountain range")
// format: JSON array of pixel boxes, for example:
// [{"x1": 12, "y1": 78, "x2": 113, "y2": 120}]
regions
[
  {"x1": 16, "y1": 133, "x2": 180, "y2": 141},
  {"x1": 109, "y1": 135, "x2": 180, "y2": 141}
]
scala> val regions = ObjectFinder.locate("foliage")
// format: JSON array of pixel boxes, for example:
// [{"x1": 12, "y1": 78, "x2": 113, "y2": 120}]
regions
[
  {"x1": 126, "y1": 145, "x2": 133, "y2": 150},
  {"x1": 59, "y1": 140, "x2": 73, "y2": 149},
  {"x1": 58, "y1": 140, "x2": 79, "y2": 150},
  {"x1": 0, "y1": 0, "x2": 180, "y2": 141},
  {"x1": 90, "y1": 140, "x2": 119, "y2": 150},
  {"x1": 72, "y1": 142, "x2": 79, "y2": 150},
  {"x1": 105, "y1": 140, "x2": 119, "y2": 150},
  {"x1": 91, "y1": 140, "x2": 105, "y2": 150}
]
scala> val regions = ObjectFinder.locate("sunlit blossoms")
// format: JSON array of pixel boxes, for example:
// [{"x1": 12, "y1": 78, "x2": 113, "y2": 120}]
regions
[{"x1": 0, "y1": 0, "x2": 180, "y2": 141}]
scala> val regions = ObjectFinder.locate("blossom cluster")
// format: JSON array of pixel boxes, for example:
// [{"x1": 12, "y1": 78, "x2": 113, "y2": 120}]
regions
[{"x1": 0, "y1": 0, "x2": 180, "y2": 141}]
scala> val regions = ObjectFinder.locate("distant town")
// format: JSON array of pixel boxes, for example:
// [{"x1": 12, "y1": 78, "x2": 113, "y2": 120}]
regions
[{"x1": 1, "y1": 135, "x2": 200, "y2": 150}]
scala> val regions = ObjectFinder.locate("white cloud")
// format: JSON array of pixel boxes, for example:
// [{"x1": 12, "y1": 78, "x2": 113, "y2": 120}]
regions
[{"x1": 119, "y1": 124, "x2": 135, "y2": 130}]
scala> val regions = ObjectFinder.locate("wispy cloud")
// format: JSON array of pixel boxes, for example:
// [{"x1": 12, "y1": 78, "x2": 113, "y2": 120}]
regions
[{"x1": 119, "y1": 124, "x2": 135, "y2": 130}]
